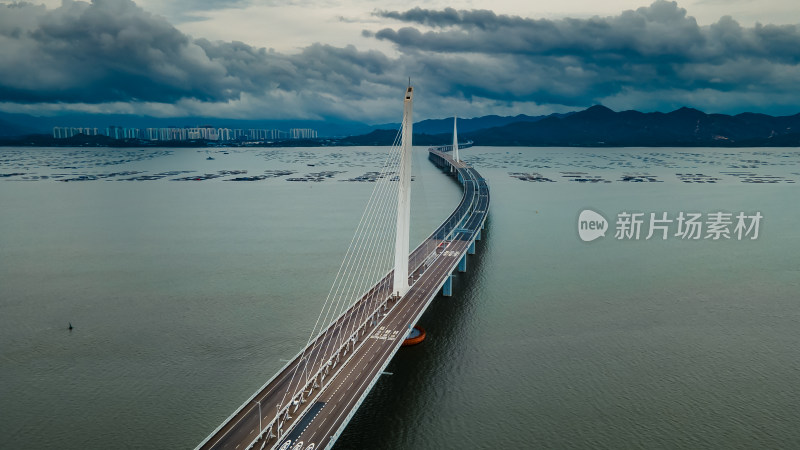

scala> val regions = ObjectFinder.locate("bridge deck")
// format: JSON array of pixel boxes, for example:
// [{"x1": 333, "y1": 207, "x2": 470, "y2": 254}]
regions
[{"x1": 197, "y1": 149, "x2": 489, "y2": 450}]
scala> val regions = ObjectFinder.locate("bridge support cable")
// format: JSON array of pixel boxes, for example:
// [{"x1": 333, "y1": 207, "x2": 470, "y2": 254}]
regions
[
  {"x1": 273, "y1": 127, "x2": 405, "y2": 422},
  {"x1": 310, "y1": 87, "x2": 416, "y2": 375},
  {"x1": 338, "y1": 128, "x2": 424, "y2": 352},
  {"x1": 289, "y1": 157, "x2": 403, "y2": 426},
  {"x1": 306, "y1": 132, "x2": 405, "y2": 366},
  {"x1": 335, "y1": 178, "x2": 399, "y2": 335},
  {"x1": 326, "y1": 88, "x2": 415, "y2": 365},
  {"x1": 306, "y1": 131, "x2": 401, "y2": 339},
  {"x1": 279, "y1": 116, "x2": 416, "y2": 413},
  {"x1": 314, "y1": 158, "x2": 397, "y2": 347},
  {"x1": 197, "y1": 149, "x2": 490, "y2": 450},
  {"x1": 257, "y1": 89, "x2": 421, "y2": 449},
  {"x1": 296, "y1": 192, "x2": 398, "y2": 400},
  {"x1": 324, "y1": 148, "x2": 406, "y2": 365},
  {"x1": 271, "y1": 166, "x2": 402, "y2": 438},
  {"x1": 320, "y1": 148, "x2": 398, "y2": 325}
]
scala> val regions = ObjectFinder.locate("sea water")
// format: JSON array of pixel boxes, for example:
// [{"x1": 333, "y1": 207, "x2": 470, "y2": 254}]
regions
[{"x1": 1, "y1": 146, "x2": 798, "y2": 449}]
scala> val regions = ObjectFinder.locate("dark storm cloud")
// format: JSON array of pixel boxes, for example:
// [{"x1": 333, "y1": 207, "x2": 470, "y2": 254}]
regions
[
  {"x1": 0, "y1": 0, "x2": 396, "y2": 107},
  {"x1": 1, "y1": 0, "x2": 234, "y2": 102},
  {"x1": 372, "y1": 1, "x2": 800, "y2": 109},
  {"x1": 151, "y1": 0, "x2": 253, "y2": 24},
  {"x1": 374, "y1": 2, "x2": 800, "y2": 62},
  {"x1": 1, "y1": 0, "x2": 799, "y2": 119}
]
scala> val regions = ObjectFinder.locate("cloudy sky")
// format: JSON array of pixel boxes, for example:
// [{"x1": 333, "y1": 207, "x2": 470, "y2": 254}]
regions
[{"x1": 1, "y1": 0, "x2": 799, "y2": 123}]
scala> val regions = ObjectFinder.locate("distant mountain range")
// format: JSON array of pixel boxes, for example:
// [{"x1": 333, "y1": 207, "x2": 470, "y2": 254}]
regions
[
  {"x1": 2, "y1": 106, "x2": 800, "y2": 147},
  {"x1": 372, "y1": 113, "x2": 569, "y2": 135},
  {"x1": 457, "y1": 106, "x2": 800, "y2": 147},
  {"x1": 364, "y1": 106, "x2": 800, "y2": 147},
  {"x1": 0, "y1": 116, "x2": 39, "y2": 137},
  {"x1": 0, "y1": 110, "x2": 563, "y2": 139}
]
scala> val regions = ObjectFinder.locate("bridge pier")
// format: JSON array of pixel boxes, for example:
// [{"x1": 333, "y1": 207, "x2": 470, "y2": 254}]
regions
[
  {"x1": 458, "y1": 254, "x2": 467, "y2": 272},
  {"x1": 443, "y1": 274, "x2": 453, "y2": 297},
  {"x1": 468, "y1": 241, "x2": 476, "y2": 255},
  {"x1": 476, "y1": 229, "x2": 482, "y2": 240}
]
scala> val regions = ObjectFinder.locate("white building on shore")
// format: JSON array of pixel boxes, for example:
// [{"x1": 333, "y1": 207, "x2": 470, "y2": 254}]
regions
[{"x1": 53, "y1": 126, "x2": 318, "y2": 141}]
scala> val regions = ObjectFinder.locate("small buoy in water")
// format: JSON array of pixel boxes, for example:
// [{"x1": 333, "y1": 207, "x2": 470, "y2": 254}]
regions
[
  {"x1": 402, "y1": 326, "x2": 426, "y2": 346},
  {"x1": 68, "y1": 322, "x2": 73, "y2": 331}
]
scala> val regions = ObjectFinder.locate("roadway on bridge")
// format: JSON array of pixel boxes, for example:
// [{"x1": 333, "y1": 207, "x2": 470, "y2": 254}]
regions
[
  {"x1": 198, "y1": 150, "x2": 488, "y2": 450},
  {"x1": 274, "y1": 235, "x2": 477, "y2": 450}
]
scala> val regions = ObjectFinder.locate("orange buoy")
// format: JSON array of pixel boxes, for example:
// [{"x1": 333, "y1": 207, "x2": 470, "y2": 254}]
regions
[{"x1": 402, "y1": 326, "x2": 426, "y2": 346}]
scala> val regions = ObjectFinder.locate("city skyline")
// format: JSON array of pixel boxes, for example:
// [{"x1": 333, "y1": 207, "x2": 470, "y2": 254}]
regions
[
  {"x1": 1, "y1": 0, "x2": 799, "y2": 123},
  {"x1": 52, "y1": 125, "x2": 318, "y2": 141}
]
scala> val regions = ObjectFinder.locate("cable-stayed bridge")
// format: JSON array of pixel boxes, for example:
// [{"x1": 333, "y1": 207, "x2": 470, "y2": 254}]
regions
[
  {"x1": 196, "y1": 86, "x2": 489, "y2": 450},
  {"x1": 428, "y1": 115, "x2": 473, "y2": 155}
]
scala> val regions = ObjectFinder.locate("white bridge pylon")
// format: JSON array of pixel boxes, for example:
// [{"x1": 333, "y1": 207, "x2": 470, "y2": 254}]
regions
[
  {"x1": 256, "y1": 86, "x2": 416, "y2": 450},
  {"x1": 210, "y1": 85, "x2": 485, "y2": 450},
  {"x1": 453, "y1": 115, "x2": 459, "y2": 163},
  {"x1": 392, "y1": 85, "x2": 413, "y2": 297}
]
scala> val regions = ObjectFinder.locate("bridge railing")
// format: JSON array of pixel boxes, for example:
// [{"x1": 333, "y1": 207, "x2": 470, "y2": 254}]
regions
[{"x1": 429, "y1": 150, "x2": 485, "y2": 243}]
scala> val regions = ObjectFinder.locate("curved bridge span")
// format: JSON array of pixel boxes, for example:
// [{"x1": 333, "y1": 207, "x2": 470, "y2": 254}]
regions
[{"x1": 197, "y1": 148, "x2": 489, "y2": 450}]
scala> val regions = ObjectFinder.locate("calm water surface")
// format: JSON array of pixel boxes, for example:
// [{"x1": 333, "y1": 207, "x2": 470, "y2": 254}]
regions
[{"x1": 1, "y1": 146, "x2": 798, "y2": 449}]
